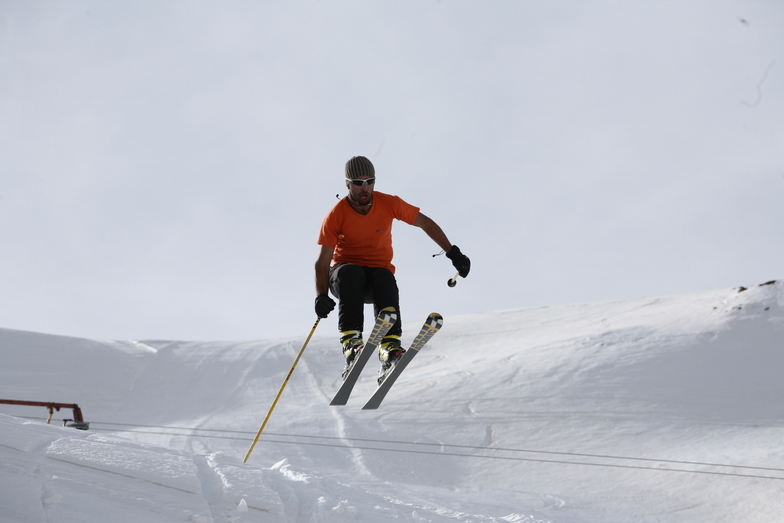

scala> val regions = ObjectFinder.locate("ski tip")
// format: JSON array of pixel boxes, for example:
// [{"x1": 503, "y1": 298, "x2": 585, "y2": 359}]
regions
[
  {"x1": 427, "y1": 313, "x2": 444, "y2": 328},
  {"x1": 379, "y1": 307, "x2": 398, "y2": 323}
]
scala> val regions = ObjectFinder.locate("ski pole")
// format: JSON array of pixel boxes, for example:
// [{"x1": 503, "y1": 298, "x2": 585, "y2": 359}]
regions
[
  {"x1": 243, "y1": 317, "x2": 321, "y2": 463},
  {"x1": 447, "y1": 271, "x2": 460, "y2": 287}
]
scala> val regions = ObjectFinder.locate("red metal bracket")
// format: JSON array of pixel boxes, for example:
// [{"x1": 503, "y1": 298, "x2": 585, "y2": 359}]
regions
[{"x1": 0, "y1": 399, "x2": 89, "y2": 430}]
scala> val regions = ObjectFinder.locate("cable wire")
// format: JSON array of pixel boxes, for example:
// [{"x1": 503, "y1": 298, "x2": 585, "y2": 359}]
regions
[{"x1": 28, "y1": 417, "x2": 781, "y2": 482}]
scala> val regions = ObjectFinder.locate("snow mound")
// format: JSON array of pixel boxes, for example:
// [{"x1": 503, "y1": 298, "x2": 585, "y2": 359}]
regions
[{"x1": 2, "y1": 282, "x2": 783, "y2": 522}]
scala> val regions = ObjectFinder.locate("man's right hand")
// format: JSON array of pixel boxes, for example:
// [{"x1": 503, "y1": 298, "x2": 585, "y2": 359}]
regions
[{"x1": 315, "y1": 294, "x2": 336, "y2": 318}]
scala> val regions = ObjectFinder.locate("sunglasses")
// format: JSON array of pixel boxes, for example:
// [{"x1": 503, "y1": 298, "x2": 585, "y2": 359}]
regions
[{"x1": 349, "y1": 178, "x2": 375, "y2": 186}]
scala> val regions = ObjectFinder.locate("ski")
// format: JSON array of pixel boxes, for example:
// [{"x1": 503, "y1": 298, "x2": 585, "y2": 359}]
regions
[
  {"x1": 362, "y1": 312, "x2": 443, "y2": 410},
  {"x1": 329, "y1": 307, "x2": 397, "y2": 406}
]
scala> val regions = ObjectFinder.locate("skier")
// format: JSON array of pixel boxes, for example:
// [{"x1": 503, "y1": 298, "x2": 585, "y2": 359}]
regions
[{"x1": 314, "y1": 155, "x2": 470, "y2": 379}]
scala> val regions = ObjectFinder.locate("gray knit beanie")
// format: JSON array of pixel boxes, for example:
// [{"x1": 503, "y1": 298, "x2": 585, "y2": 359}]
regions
[{"x1": 345, "y1": 156, "x2": 375, "y2": 180}]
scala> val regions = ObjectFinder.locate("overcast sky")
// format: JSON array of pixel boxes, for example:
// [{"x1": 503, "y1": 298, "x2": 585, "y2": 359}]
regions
[{"x1": 2, "y1": 1, "x2": 783, "y2": 341}]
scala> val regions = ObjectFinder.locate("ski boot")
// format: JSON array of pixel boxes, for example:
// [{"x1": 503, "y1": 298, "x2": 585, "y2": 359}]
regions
[
  {"x1": 378, "y1": 335, "x2": 405, "y2": 385},
  {"x1": 340, "y1": 330, "x2": 364, "y2": 380}
]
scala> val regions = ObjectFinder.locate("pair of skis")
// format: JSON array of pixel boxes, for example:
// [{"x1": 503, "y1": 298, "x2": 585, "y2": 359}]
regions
[
  {"x1": 243, "y1": 308, "x2": 441, "y2": 462},
  {"x1": 330, "y1": 307, "x2": 443, "y2": 409}
]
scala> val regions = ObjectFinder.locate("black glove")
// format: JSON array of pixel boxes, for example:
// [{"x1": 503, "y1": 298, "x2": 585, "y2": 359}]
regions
[
  {"x1": 446, "y1": 245, "x2": 470, "y2": 278},
  {"x1": 315, "y1": 293, "x2": 336, "y2": 318}
]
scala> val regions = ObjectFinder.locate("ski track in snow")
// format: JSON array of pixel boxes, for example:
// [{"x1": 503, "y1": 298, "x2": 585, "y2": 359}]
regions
[
  {"x1": 295, "y1": 341, "x2": 375, "y2": 479},
  {"x1": 193, "y1": 453, "x2": 231, "y2": 522}
]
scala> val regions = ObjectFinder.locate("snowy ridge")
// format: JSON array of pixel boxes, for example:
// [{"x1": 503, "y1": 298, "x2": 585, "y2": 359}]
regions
[{"x1": 1, "y1": 282, "x2": 783, "y2": 522}]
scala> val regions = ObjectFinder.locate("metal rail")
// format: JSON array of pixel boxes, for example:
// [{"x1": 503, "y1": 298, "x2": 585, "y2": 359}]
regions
[{"x1": 0, "y1": 399, "x2": 89, "y2": 430}]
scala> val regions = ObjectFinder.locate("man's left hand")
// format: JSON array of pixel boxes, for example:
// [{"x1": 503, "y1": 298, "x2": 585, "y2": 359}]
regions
[{"x1": 446, "y1": 245, "x2": 471, "y2": 278}]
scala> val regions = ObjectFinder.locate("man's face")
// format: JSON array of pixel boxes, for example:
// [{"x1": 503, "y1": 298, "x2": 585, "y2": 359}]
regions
[{"x1": 347, "y1": 176, "x2": 375, "y2": 206}]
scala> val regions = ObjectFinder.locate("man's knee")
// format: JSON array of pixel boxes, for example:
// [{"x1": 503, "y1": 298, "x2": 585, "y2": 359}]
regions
[
  {"x1": 369, "y1": 268, "x2": 399, "y2": 303},
  {"x1": 330, "y1": 264, "x2": 365, "y2": 298},
  {"x1": 371, "y1": 268, "x2": 397, "y2": 288}
]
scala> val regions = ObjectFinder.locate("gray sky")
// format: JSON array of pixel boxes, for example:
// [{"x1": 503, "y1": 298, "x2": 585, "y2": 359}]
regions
[{"x1": 2, "y1": 1, "x2": 783, "y2": 341}]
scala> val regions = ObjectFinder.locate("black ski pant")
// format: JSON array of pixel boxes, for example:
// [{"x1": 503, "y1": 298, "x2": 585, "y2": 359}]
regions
[{"x1": 328, "y1": 263, "x2": 402, "y2": 338}]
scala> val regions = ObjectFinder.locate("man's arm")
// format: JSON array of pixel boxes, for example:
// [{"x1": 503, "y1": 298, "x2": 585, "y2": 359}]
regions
[
  {"x1": 315, "y1": 245, "x2": 335, "y2": 296},
  {"x1": 413, "y1": 212, "x2": 471, "y2": 278},
  {"x1": 412, "y1": 212, "x2": 452, "y2": 253}
]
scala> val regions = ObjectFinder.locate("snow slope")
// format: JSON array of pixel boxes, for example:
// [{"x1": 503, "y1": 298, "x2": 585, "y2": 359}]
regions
[{"x1": 1, "y1": 282, "x2": 783, "y2": 522}]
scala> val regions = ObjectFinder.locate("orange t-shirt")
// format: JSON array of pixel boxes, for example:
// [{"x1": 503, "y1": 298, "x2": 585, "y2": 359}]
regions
[{"x1": 318, "y1": 192, "x2": 420, "y2": 273}]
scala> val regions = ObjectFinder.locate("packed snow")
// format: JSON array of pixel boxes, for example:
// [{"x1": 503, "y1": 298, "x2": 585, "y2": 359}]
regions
[{"x1": 1, "y1": 281, "x2": 783, "y2": 522}]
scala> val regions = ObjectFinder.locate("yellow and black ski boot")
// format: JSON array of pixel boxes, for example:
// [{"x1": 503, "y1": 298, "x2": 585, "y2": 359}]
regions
[
  {"x1": 340, "y1": 330, "x2": 364, "y2": 379},
  {"x1": 378, "y1": 335, "x2": 405, "y2": 383}
]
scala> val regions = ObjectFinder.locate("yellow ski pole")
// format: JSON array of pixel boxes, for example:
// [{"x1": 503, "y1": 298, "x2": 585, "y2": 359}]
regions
[{"x1": 243, "y1": 317, "x2": 321, "y2": 463}]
